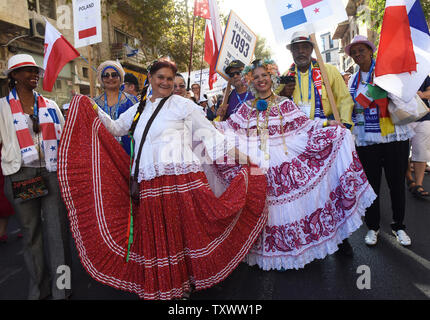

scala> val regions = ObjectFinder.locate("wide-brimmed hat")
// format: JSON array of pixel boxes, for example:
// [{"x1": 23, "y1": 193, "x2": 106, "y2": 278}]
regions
[
  {"x1": 286, "y1": 30, "x2": 314, "y2": 50},
  {"x1": 344, "y1": 35, "x2": 376, "y2": 57},
  {"x1": 224, "y1": 60, "x2": 245, "y2": 75},
  {"x1": 4, "y1": 54, "x2": 44, "y2": 76}
]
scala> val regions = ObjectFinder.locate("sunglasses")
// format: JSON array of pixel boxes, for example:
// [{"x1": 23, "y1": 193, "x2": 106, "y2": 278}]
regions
[
  {"x1": 174, "y1": 84, "x2": 186, "y2": 89},
  {"x1": 229, "y1": 71, "x2": 242, "y2": 77},
  {"x1": 101, "y1": 72, "x2": 120, "y2": 79}
]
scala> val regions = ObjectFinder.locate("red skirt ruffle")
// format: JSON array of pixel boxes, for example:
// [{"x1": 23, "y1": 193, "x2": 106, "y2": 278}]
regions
[{"x1": 58, "y1": 95, "x2": 268, "y2": 299}]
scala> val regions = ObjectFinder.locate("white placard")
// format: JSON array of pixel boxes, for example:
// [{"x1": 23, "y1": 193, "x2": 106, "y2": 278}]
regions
[
  {"x1": 72, "y1": 0, "x2": 102, "y2": 48},
  {"x1": 216, "y1": 11, "x2": 258, "y2": 80}
]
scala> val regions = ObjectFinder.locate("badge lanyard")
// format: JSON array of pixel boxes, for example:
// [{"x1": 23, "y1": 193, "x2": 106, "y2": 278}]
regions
[
  {"x1": 103, "y1": 91, "x2": 122, "y2": 119},
  {"x1": 233, "y1": 90, "x2": 250, "y2": 113}
]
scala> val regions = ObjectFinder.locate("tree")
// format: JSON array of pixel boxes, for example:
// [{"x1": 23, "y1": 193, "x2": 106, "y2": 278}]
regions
[
  {"x1": 106, "y1": 0, "x2": 207, "y2": 72},
  {"x1": 363, "y1": 0, "x2": 430, "y2": 45},
  {"x1": 253, "y1": 36, "x2": 273, "y2": 61}
]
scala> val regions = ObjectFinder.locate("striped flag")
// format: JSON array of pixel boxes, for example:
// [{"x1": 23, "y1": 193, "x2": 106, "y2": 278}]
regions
[
  {"x1": 43, "y1": 20, "x2": 79, "y2": 92},
  {"x1": 374, "y1": 0, "x2": 430, "y2": 102}
]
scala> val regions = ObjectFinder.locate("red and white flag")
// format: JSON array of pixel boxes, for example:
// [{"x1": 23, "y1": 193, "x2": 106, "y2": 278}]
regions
[
  {"x1": 43, "y1": 20, "x2": 80, "y2": 92},
  {"x1": 194, "y1": 0, "x2": 223, "y2": 89},
  {"x1": 374, "y1": 0, "x2": 430, "y2": 102}
]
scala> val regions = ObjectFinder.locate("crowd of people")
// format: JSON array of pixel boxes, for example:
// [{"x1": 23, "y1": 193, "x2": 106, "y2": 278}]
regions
[{"x1": 0, "y1": 29, "x2": 429, "y2": 300}]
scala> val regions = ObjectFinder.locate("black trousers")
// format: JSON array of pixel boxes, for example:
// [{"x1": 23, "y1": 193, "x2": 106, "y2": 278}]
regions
[{"x1": 356, "y1": 140, "x2": 410, "y2": 231}]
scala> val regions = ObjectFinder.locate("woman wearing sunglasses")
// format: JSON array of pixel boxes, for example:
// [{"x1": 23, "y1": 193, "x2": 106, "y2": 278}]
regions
[
  {"x1": 0, "y1": 54, "x2": 71, "y2": 299},
  {"x1": 93, "y1": 61, "x2": 139, "y2": 155}
]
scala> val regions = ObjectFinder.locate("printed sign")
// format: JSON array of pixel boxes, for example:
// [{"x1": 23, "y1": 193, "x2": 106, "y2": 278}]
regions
[
  {"x1": 216, "y1": 11, "x2": 258, "y2": 80},
  {"x1": 72, "y1": 0, "x2": 102, "y2": 48}
]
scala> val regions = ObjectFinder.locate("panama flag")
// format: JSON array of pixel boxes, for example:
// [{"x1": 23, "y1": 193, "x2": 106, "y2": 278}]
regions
[
  {"x1": 374, "y1": 0, "x2": 430, "y2": 102},
  {"x1": 265, "y1": 0, "x2": 347, "y2": 43},
  {"x1": 43, "y1": 20, "x2": 80, "y2": 92}
]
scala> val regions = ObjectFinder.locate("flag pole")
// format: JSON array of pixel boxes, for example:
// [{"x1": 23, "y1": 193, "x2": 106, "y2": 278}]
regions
[
  {"x1": 88, "y1": 45, "x2": 95, "y2": 98},
  {"x1": 187, "y1": 14, "x2": 196, "y2": 91},
  {"x1": 310, "y1": 33, "x2": 341, "y2": 123}
]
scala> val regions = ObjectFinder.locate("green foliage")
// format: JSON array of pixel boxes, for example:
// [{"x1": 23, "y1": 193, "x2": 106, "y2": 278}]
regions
[
  {"x1": 106, "y1": 0, "x2": 273, "y2": 72},
  {"x1": 364, "y1": 0, "x2": 430, "y2": 45},
  {"x1": 253, "y1": 36, "x2": 273, "y2": 61}
]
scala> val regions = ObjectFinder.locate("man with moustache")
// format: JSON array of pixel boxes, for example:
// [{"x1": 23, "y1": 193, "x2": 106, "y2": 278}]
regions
[{"x1": 279, "y1": 31, "x2": 354, "y2": 130}]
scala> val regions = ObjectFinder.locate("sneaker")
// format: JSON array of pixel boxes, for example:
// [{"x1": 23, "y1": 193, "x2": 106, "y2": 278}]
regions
[
  {"x1": 364, "y1": 230, "x2": 379, "y2": 246},
  {"x1": 392, "y1": 230, "x2": 411, "y2": 246}
]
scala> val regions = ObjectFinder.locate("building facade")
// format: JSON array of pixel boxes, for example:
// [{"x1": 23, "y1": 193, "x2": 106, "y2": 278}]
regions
[
  {"x1": 332, "y1": 0, "x2": 378, "y2": 74},
  {"x1": 320, "y1": 32, "x2": 340, "y2": 66},
  {"x1": 0, "y1": 0, "x2": 147, "y2": 109}
]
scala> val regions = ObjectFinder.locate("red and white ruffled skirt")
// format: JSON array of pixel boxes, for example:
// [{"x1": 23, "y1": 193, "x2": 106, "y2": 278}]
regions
[{"x1": 58, "y1": 96, "x2": 268, "y2": 299}]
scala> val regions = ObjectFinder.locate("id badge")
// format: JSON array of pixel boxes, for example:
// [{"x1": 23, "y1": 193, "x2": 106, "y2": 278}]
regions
[{"x1": 298, "y1": 102, "x2": 312, "y2": 118}]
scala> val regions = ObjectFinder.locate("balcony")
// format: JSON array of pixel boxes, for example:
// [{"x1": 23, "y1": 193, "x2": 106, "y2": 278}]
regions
[{"x1": 110, "y1": 43, "x2": 146, "y2": 69}]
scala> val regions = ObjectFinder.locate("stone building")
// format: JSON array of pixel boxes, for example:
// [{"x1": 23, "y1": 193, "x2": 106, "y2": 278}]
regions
[
  {"x1": 332, "y1": 0, "x2": 378, "y2": 74},
  {"x1": 0, "y1": 0, "x2": 146, "y2": 108}
]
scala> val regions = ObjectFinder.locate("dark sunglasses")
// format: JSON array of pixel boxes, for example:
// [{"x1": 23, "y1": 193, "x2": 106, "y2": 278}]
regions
[
  {"x1": 101, "y1": 72, "x2": 120, "y2": 79},
  {"x1": 229, "y1": 71, "x2": 242, "y2": 77}
]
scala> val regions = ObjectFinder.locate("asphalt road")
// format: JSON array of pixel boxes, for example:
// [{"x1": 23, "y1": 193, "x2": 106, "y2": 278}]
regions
[{"x1": 1, "y1": 174, "x2": 429, "y2": 301}]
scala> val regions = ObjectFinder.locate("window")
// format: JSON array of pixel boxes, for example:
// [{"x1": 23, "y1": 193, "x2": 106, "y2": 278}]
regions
[
  {"x1": 82, "y1": 67, "x2": 89, "y2": 79},
  {"x1": 326, "y1": 52, "x2": 331, "y2": 63},
  {"x1": 27, "y1": 0, "x2": 56, "y2": 19},
  {"x1": 329, "y1": 35, "x2": 334, "y2": 49},
  {"x1": 56, "y1": 79, "x2": 62, "y2": 89}
]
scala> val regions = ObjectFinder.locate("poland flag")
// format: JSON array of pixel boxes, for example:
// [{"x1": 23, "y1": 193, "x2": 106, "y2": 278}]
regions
[
  {"x1": 199, "y1": 0, "x2": 223, "y2": 89},
  {"x1": 374, "y1": 0, "x2": 430, "y2": 102},
  {"x1": 43, "y1": 20, "x2": 80, "y2": 92}
]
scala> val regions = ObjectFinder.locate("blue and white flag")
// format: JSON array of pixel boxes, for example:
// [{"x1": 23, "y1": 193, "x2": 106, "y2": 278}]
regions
[
  {"x1": 124, "y1": 43, "x2": 138, "y2": 57},
  {"x1": 265, "y1": 0, "x2": 347, "y2": 43}
]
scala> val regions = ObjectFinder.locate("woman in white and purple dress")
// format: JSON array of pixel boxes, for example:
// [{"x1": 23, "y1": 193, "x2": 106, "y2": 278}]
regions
[{"x1": 215, "y1": 59, "x2": 377, "y2": 270}]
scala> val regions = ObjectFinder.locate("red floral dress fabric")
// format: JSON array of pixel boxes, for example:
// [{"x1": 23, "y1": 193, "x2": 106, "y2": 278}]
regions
[
  {"x1": 215, "y1": 96, "x2": 377, "y2": 270},
  {"x1": 57, "y1": 95, "x2": 268, "y2": 299}
]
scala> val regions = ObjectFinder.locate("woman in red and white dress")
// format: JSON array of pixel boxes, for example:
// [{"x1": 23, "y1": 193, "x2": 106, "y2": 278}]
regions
[
  {"x1": 215, "y1": 59, "x2": 376, "y2": 271},
  {"x1": 58, "y1": 58, "x2": 268, "y2": 299}
]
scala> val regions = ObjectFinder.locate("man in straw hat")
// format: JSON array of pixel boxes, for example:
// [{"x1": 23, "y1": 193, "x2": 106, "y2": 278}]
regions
[
  {"x1": 279, "y1": 30, "x2": 354, "y2": 129},
  {"x1": 280, "y1": 30, "x2": 356, "y2": 256}
]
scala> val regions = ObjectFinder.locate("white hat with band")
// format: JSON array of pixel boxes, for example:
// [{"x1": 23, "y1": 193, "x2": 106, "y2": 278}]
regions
[{"x1": 4, "y1": 54, "x2": 44, "y2": 76}]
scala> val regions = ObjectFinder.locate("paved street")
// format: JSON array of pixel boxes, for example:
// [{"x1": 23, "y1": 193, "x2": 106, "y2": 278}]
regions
[{"x1": 1, "y1": 174, "x2": 429, "y2": 300}]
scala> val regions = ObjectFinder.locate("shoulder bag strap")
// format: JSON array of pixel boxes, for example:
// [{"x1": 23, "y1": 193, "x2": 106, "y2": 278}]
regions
[{"x1": 133, "y1": 95, "x2": 171, "y2": 179}]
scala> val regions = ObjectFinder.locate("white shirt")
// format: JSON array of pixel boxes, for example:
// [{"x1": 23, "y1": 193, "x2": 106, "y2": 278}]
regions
[{"x1": 98, "y1": 94, "x2": 227, "y2": 182}]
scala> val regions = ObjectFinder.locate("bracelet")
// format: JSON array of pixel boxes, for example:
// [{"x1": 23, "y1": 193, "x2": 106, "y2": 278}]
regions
[
  {"x1": 323, "y1": 120, "x2": 328, "y2": 128},
  {"x1": 92, "y1": 104, "x2": 98, "y2": 111}
]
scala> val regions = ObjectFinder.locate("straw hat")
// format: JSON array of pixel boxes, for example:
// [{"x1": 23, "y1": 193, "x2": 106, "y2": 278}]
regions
[{"x1": 286, "y1": 30, "x2": 314, "y2": 50}]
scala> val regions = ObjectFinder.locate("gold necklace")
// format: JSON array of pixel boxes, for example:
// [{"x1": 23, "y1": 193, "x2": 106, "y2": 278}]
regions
[{"x1": 246, "y1": 95, "x2": 288, "y2": 161}]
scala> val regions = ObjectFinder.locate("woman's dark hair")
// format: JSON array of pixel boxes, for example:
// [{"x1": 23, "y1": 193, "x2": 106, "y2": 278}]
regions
[
  {"x1": 129, "y1": 58, "x2": 177, "y2": 136},
  {"x1": 148, "y1": 58, "x2": 177, "y2": 76},
  {"x1": 8, "y1": 74, "x2": 16, "y2": 91}
]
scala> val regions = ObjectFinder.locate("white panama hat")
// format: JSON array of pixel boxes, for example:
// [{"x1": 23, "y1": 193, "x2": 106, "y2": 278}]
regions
[{"x1": 5, "y1": 54, "x2": 44, "y2": 76}]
